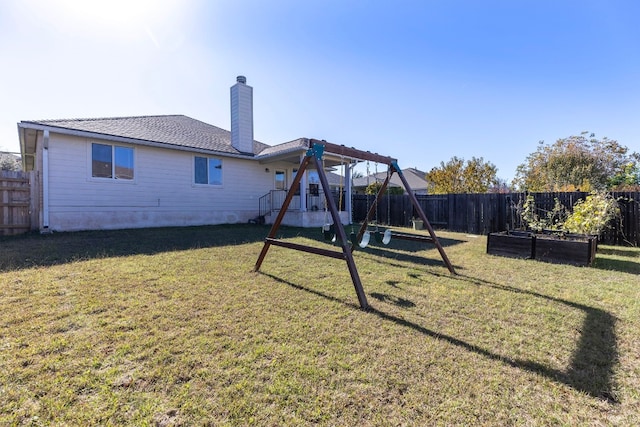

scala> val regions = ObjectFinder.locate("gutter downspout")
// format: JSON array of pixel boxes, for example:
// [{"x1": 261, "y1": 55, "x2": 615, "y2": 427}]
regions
[{"x1": 42, "y1": 130, "x2": 50, "y2": 231}]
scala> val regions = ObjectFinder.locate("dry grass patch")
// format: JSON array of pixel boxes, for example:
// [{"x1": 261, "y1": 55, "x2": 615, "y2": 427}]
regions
[{"x1": 1, "y1": 225, "x2": 639, "y2": 425}]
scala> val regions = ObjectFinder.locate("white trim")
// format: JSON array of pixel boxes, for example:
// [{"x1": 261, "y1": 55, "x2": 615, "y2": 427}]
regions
[
  {"x1": 192, "y1": 155, "x2": 224, "y2": 188},
  {"x1": 87, "y1": 141, "x2": 137, "y2": 184},
  {"x1": 42, "y1": 130, "x2": 50, "y2": 229}
]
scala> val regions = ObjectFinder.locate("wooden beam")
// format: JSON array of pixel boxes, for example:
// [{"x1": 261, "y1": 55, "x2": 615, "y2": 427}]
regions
[
  {"x1": 0, "y1": 224, "x2": 30, "y2": 229},
  {"x1": 265, "y1": 238, "x2": 346, "y2": 260},
  {"x1": 309, "y1": 138, "x2": 396, "y2": 165}
]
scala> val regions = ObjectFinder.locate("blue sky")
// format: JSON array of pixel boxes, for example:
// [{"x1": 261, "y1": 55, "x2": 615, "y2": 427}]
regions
[{"x1": 1, "y1": 0, "x2": 638, "y2": 182}]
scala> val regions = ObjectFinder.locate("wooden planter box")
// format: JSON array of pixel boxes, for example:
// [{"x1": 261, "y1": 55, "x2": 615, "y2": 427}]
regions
[
  {"x1": 486, "y1": 231, "x2": 534, "y2": 259},
  {"x1": 487, "y1": 231, "x2": 597, "y2": 267},
  {"x1": 534, "y1": 233, "x2": 597, "y2": 266}
]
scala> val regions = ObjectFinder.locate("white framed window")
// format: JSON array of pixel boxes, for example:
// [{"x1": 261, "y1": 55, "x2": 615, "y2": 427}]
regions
[
  {"x1": 275, "y1": 170, "x2": 286, "y2": 190},
  {"x1": 91, "y1": 143, "x2": 134, "y2": 180},
  {"x1": 195, "y1": 156, "x2": 223, "y2": 185}
]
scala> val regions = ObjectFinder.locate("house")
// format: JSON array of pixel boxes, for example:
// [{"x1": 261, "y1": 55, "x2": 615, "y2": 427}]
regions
[
  {"x1": 17, "y1": 76, "x2": 354, "y2": 232},
  {"x1": 352, "y1": 167, "x2": 429, "y2": 195}
]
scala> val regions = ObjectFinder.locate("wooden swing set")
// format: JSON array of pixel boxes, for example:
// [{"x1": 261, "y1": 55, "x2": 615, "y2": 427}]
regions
[{"x1": 254, "y1": 138, "x2": 456, "y2": 310}]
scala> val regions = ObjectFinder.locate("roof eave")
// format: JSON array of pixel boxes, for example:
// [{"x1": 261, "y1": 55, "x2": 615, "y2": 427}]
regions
[{"x1": 17, "y1": 121, "x2": 258, "y2": 160}]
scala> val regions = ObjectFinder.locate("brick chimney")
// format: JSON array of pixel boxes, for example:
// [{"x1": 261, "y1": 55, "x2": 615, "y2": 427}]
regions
[{"x1": 230, "y1": 75, "x2": 254, "y2": 153}]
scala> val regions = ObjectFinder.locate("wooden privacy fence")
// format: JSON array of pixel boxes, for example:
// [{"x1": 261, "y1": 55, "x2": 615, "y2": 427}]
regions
[
  {"x1": 0, "y1": 170, "x2": 38, "y2": 236},
  {"x1": 353, "y1": 192, "x2": 640, "y2": 246}
]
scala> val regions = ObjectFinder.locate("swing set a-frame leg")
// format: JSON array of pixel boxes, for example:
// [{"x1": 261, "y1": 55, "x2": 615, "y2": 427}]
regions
[
  {"x1": 390, "y1": 162, "x2": 456, "y2": 274},
  {"x1": 254, "y1": 143, "x2": 370, "y2": 310}
]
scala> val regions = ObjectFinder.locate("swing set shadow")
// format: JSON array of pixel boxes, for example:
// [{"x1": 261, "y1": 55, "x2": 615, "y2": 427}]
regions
[
  {"x1": 260, "y1": 271, "x2": 619, "y2": 403},
  {"x1": 254, "y1": 139, "x2": 456, "y2": 310}
]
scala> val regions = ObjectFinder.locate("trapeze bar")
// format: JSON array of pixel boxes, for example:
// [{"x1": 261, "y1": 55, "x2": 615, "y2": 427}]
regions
[
  {"x1": 308, "y1": 138, "x2": 396, "y2": 166},
  {"x1": 265, "y1": 238, "x2": 346, "y2": 260}
]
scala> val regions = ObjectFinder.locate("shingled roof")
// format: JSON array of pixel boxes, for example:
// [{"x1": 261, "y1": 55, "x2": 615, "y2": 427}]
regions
[
  {"x1": 352, "y1": 167, "x2": 429, "y2": 193},
  {"x1": 256, "y1": 138, "x2": 309, "y2": 158},
  {"x1": 20, "y1": 115, "x2": 272, "y2": 157}
]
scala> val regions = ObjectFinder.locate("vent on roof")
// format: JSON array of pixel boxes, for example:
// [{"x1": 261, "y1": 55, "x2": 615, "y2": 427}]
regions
[{"x1": 236, "y1": 75, "x2": 247, "y2": 84}]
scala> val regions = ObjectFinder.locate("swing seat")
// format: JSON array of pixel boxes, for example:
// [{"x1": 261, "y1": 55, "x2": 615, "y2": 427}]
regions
[
  {"x1": 350, "y1": 231, "x2": 371, "y2": 249},
  {"x1": 375, "y1": 229, "x2": 392, "y2": 245},
  {"x1": 322, "y1": 224, "x2": 335, "y2": 241},
  {"x1": 382, "y1": 229, "x2": 392, "y2": 244}
]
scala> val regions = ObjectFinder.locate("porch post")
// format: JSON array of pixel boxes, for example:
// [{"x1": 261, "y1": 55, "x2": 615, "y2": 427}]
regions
[
  {"x1": 345, "y1": 162, "x2": 352, "y2": 224},
  {"x1": 299, "y1": 154, "x2": 307, "y2": 211}
]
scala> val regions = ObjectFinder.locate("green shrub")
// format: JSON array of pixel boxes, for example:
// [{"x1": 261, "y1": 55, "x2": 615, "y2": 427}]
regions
[
  {"x1": 520, "y1": 192, "x2": 620, "y2": 236},
  {"x1": 521, "y1": 196, "x2": 568, "y2": 232},
  {"x1": 563, "y1": 192, "x2": 620, "y2": 235}
]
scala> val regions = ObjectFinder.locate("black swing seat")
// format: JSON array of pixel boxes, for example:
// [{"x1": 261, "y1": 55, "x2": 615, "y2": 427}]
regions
[
  {"x1": 322, "y1": 224, "x2": 335, "y2": 241},
  {"x1": 350, "y1": 231, "x2": 371, "y2": 249},
  {"x1": 374, "y1": 229, "x2": 392, "y2": 245}
]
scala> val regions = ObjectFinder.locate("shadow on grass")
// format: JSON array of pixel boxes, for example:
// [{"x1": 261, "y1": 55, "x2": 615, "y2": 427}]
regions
[
  {"x1": 449, "y1": 273, "x2": 619, "y2": 404},
  {"x1": 593, "y1": 257, "x2": 640, "y2": 274},
  {"x1": 593, "y1": 246, "x2": 640, "y2": 274},
  {"x1": 370, "y1": 292, "x2": 416, "y2": 308},
  {"x1": 0, "y1": 224, "x2": 272, "y2": 272},
  {"x1": 261, "y1": 270, "x2": 619, "y2": 404},
  {"x1": 597, "y1": 247, "x2": 639, "y2": 258},
  {"x1": 358, "y1": 246, "x2": 465, "y2": 271},
  {"x1": 357, "y1": 234, "x2": 467, "y2": 253},
  {"x1": 338, "y1": 234, "x2": 467, "y2": 270}
]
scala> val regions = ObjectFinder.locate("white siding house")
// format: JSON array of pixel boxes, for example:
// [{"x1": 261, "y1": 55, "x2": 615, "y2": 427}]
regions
[{"x1": 17, "y1": 77, "x2": 350, "y2": 232}]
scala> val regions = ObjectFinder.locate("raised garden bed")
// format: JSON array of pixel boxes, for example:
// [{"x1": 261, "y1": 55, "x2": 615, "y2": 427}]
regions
[
  {"x1": 487, "y1": 231, "x2": 597, "y2": 267},
  {"x1": 486, "y1": 230, "x2": 533, "y2": 259}
]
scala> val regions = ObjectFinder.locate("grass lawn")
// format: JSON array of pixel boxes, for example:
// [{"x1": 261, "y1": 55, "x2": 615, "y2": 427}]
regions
[{"x1": 1, "y1": 224, "x2": 639, "y2": 425}]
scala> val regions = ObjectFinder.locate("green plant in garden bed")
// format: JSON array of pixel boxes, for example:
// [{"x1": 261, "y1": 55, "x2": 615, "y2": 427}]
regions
[
  {"x1": 563, "y1": 192, "x2": 621, "y2": 235},
  {"x1": 521, "y1": 191, "x2": 620, "y2": 237}
]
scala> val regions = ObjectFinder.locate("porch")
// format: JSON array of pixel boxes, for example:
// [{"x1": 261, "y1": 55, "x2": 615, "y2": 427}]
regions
[{"x1": 259, "y1": 189, "x2": 351, "y2": 228}]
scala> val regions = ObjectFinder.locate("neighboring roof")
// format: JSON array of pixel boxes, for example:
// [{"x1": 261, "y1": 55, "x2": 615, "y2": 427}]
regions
[
  {"x1": 398, "y1": 167, "x2": 429, "y2": 190},
  {"x1": 353, "y1": 167, "x2": 428, "y2": 190},
  {"x1": 326, "y1": 171, "x2": 347, "y2": 187},
  {"x1": 19, "y1": 115, "x2": 272, "y2": 157}
]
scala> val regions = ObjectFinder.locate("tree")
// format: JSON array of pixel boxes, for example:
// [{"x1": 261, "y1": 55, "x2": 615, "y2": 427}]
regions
[
  {"x1": 487, "y1": 177, "x2": 512, "y2": 193},
  {"x1": 0, "y1": 153, "x2": 21, "y2": 171},
  {"x1": 608, "y1": 162, "x2": 640, "y2": 190},
  {"x1": 425, "y1": 156, "x2": 498, "y2": 194},
  {"x1": 513, "y1": 133, "x2": 639, "y2": 192},
  {"x1": 364, "y1": 181, "x2": 404, "y2": 195}
]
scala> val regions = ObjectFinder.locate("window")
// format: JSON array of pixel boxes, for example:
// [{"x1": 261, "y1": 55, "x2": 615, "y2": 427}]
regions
[
  {"x1": 308, "y1": 170, "x2": 320, "y2": 196},
  {"x1": 275, "y1": 170, "x2": 286, "y2": 190},
  {"x1": 195, "y1": 156, "x2": 222, "y2": 185},
  {"x1": 92, "y1": 143, "x2": 134, "y2": 179}
]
